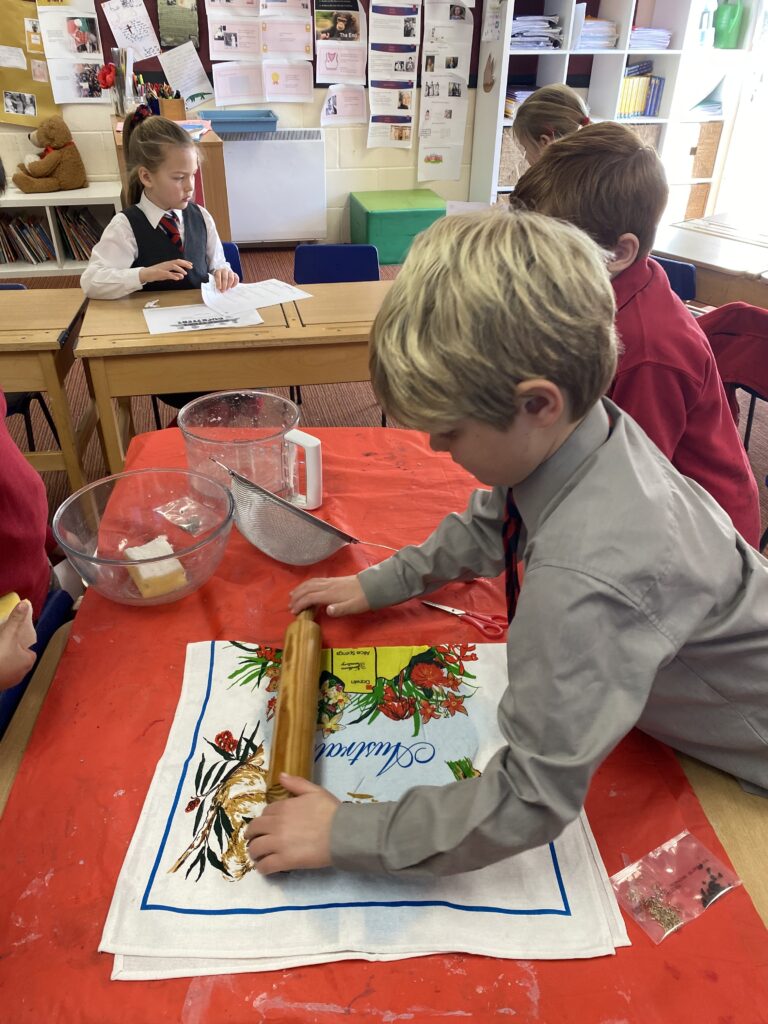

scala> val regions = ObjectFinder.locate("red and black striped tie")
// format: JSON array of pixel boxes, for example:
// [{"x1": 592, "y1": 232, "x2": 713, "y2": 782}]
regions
[
  {"x1": 502, "y1": 488, "x2": 522, "y2": 622},
  {"x1": 159, "y1": 210, "x2": 183, "y2": 253}
]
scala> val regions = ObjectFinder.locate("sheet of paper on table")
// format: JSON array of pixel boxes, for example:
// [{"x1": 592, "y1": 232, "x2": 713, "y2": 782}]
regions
[
  {"x1": 201, "y1": 277, "x2": 312, "y2": 316},
  {"x1": 101, "y1": 640, "x2": 628, "y2": 979},
  {"x1": 142, "y1": 304, "x2": 263, "y2": 335}
]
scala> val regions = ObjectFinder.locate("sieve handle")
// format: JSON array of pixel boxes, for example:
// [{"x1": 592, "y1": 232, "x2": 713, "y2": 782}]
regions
[{"x1": 285, "y1": 430, "x2": 322, "y2": 511}]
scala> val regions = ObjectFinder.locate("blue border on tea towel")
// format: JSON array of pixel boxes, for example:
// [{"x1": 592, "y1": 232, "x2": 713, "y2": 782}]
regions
[{"x1": 141, "y1": 642, "x2": 571, "y2": 918}]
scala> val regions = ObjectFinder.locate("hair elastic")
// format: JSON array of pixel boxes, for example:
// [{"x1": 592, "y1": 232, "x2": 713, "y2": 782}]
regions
[
  {"x1": 129, "y1": 104, "x2": 152, "y2": 129},
  {"x1": 580, "y1": 116, "x2": 591, "y2": 126}
]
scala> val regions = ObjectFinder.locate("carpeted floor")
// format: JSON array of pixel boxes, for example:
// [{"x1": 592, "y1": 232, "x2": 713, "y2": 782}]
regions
[{"x1": 5, "y1": 247, "x2": 768, "y2": 545}]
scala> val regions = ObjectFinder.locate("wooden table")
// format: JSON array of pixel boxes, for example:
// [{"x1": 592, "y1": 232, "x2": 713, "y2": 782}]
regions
[
  {"x1": 0, "y1": 289, "x2": 94, "y2": 492},
  {"x1": 76, "y1": 280, "x2": 393, "y2": 473},
  {"x1": 1, "y1": 426, "x2": 767, "y2": 1023},
  {"x1": 654, "y1": 222, "x2": 768, "y2": 308},
  {"x1": 110, "y1": 116, "x2": 232, "y2": 241}
]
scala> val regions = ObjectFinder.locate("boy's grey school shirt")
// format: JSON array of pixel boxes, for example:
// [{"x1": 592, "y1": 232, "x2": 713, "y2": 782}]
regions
[{"x1": 330, "y1": 398, "x2": 768, "y2": 878}]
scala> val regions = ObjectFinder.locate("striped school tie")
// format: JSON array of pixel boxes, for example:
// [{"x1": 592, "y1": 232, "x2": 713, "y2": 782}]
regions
[
  {"x1": 502, "y1": 488, "x2": 522, "y2": 622},
  {"x1": 159, "y1": 210, "x2": 183, "y2": 253}
]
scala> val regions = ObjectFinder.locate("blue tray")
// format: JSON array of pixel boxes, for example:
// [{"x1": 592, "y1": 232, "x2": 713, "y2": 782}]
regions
[{"x1": 200, "y1": 109, "x2": 278, "y2": 133}]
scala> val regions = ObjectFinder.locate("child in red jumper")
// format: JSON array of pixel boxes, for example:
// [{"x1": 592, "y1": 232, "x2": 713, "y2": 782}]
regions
[
  {"x1": 513, "y1": 122, "x2": 760, "y2": 546},
  {"x1": 0, "y1": 388, "x2": 51, "y2": 621}
]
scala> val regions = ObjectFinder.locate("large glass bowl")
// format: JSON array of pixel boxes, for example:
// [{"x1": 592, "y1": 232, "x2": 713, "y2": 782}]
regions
[{"x1": 52, "y1": 468, "x2": 234, "y2": 607}]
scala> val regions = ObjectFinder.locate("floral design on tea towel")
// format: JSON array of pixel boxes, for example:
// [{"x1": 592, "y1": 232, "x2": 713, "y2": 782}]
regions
[{"x1": 169, "y1": 723, "x2": 265, "y2": 882}]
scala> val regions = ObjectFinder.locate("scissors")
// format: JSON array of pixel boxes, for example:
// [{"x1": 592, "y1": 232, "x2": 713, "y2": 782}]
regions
[{"x1": 421, "y1": 601, "x2": 507, "y2": 639}]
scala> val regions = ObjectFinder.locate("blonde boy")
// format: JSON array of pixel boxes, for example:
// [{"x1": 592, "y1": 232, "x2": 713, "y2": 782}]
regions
[
  {"x1": 245, "y1": 212, "x2": 768, "y2": 878},
  {"x1": 512, "y1": 121, "x2": 760, "y2": 546}
]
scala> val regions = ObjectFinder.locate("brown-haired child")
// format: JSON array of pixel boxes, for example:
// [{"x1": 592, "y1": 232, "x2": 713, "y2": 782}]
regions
[{"x1": 513, "y1": 121, "x2": 760, "y2": 546}]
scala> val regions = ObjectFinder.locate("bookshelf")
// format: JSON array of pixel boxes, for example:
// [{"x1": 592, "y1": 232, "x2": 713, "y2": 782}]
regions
[
  {"x1": 469, "y1": 0, "x2": 759, "y2": 222},
  {"x1": 0, "y1": 182, "x2": 122, "y2": 278}
]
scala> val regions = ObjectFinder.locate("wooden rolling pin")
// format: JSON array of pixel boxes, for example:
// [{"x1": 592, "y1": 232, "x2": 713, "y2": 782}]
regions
[{"x1": 265, "y1": 609, "x2": 323, "y2": 804}]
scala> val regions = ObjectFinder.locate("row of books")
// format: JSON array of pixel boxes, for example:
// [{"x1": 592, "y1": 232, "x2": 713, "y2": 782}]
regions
[
  {"x1": 0, "y1": 214, "x2": 56, "y2": 266},
  {"x1": 504, "y1": 88, "x2": 535, "y2": 120},
  {"x1": 54, "y1": 207, "x2": 103, "y2": 262},
  {"x1": 618, "y1": 70, "x2": 665, "y2": 118}
]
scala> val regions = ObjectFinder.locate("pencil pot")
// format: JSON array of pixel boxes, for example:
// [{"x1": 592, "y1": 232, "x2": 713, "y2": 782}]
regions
[
  {"x1": 159, "y1": 98, "x2": 187, "y2": 120},
  {"x1": 178, "y1": 391, "x2": 322, "y2": 510}
]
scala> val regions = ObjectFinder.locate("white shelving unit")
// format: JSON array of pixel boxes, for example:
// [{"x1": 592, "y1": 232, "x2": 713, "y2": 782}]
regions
[
  {"x1": 0, "y1": 181, "x2": 122, "y2": 278},
  {"x1": 469, "y1": 0, "x2": 759, "y2": 223}
]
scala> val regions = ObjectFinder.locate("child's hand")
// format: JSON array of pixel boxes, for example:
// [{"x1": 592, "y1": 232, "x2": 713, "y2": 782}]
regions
[
  {"x1": 245, "y1": 774, "x2": 339, "y2": 875},
  {"x1": 139, "y1": 259, "x2": 193, "y2": 285},
  {"x1": 214, "y1": 267, "x2": 239, "y2": 292},
  {"x1": 0, "y1": 600, "x2": 37, "y2": 690},
  {"x1": 289, "y1": 575, "x2": 370, "y2": 617}
]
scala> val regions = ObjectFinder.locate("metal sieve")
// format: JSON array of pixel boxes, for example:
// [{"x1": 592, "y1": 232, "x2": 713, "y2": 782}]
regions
[{"x1": 210, "y1": 459, "x2": 395, "y2": 566}]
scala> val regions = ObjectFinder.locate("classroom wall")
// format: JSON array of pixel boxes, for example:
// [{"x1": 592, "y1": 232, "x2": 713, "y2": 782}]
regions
[{"x1": 0, "y1": 94, "x2": 475, "y2": 244}]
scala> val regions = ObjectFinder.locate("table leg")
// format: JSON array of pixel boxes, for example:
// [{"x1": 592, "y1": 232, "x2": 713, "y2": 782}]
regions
[
  {"x1": 83, "y1": 357, "x2": 126, "y2": 473},
  {"x1": 39, "y1": 354, "x2": 87, "y2": 492}
]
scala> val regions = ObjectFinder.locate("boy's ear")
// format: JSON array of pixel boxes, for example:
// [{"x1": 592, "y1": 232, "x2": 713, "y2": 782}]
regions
[
  {"x1": 608, "y1": 233, "x2": 640, "y2": 275},
  {"x1": 517, "y1": 380, "x2": 567, "y2": 425}
]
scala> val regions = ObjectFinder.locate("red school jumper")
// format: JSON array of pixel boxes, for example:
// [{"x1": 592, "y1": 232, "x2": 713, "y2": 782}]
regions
[
  {"x1": 610, "y1": 258, "x2": 761, "y2": 547},
  {"x1": 0, "y1": 390, "x2": 50, "y2": 619}
]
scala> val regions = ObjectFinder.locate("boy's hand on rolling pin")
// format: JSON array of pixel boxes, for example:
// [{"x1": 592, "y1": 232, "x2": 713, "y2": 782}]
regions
[
  {"x1": 214, "y1": 267, "x2": 239, "y2": 292},
  {"x1": 139, "y1": 259, "x2": 193, "y2": 285},
  {"x1": 245, "y1": 774, "x2": 339, "y2": 874},
  {"x1": 289, "y1": 576, "x2": 370, "y2": 617}
]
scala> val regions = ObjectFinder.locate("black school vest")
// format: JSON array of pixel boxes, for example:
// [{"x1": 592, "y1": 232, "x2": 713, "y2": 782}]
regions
[{"x1": 124, "y1": 202, "x2": 209, "y2": 292}]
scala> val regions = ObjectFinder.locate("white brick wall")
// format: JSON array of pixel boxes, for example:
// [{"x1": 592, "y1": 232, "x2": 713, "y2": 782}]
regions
[{"x1": 0, "y1": 91, "x2": 476, "y2": 243}]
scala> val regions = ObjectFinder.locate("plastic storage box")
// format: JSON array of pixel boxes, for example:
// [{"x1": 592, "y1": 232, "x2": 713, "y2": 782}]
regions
[
  {"x1": 199, "y1": 109, "x2": 278, "y2": 133},
  {"x1": 349, "y1": 189, "x2": 446, "y2": 265}
]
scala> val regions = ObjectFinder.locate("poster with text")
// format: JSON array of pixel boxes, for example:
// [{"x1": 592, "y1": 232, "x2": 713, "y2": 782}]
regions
[
  {"x1": 368, "y1": 79, "x2": 415, "y2": 148},
  {"x1": 321, "y1": 83, "x2": 367, "y2": 124},
  {"x1": 48, "y1": 57, "x2": 109, "y2": 102},
  {"x1": 39, "y1": 7, "x2": 102, "y2": 62},
  {"x1": 0, "y1": 0, "x2": 59, "y2": 127},
  {"x1": 315, "y1": 0, "x2": 367, "y2": 84},
  {"x1": 368, "y1": 42, "x2": 417, "y2": 79},
  {"x1": 159, "y1": 41, "x2": 214, "y2": 109},
  {"x1": 418, "y1": 4, "x2": 471, "y2": 181},
  {"x1": 101, "y1": 0, "x2": 161, "y2": 62}
]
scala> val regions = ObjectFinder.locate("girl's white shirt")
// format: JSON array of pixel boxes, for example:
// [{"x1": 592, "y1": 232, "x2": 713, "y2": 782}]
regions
[{"x1": 80, "y1": 191, "x2": 229, "y2": 300}]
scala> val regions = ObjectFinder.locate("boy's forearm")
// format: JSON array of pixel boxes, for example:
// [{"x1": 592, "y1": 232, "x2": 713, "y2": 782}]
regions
[{"x1": 358, "y1": 486, "x2": 507, "y2": 609}]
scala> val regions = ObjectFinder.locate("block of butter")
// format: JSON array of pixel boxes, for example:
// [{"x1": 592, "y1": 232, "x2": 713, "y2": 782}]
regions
[{"x1": 124, "y1": 535, "x2": 188, "y2": 599}]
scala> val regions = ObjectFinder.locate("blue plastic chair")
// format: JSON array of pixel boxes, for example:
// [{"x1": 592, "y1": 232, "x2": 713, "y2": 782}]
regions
[
  {"x1": 222, "y1": 241, "x2": 243, "y2": 280},
  {"x1": 292, "y1": 244, "x2": 383, "y2": 420},
  {"x1": 150, "y1": 241, "x2": 245, "y2": 429},
  {"x1": 1, "y1": 283, "x2": 60, "y2": 450},
  {"x1": 0, "y1": 589, "x2": 74, "y2": 740},
  {"x1": 293, "y1": 244, "x2": 380, "y2": 285},
  {"x1": 651, "y1": 256, "x2": 697, "y2": 302}
]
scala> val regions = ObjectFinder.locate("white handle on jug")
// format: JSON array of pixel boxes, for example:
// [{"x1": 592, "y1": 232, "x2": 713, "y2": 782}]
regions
[{"x1": 285, "y1": 429, "x2": 323, "y2": 510}]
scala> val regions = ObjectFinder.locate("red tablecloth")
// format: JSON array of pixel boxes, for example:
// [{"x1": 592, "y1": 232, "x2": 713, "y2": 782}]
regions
[{"x1": 2, "y1": 427, "x2": 767, "y2": 1023}]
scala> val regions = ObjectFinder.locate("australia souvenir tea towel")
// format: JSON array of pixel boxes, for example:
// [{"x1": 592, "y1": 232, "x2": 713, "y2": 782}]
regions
[{"x1": 101, "y1": 641, "x2": 628, "y2": 979}]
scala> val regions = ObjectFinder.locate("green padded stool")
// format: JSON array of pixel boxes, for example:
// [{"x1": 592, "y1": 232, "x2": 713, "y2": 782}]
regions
[{"x1": 349, "y1": 189, "x2": 446, "y2": 265}]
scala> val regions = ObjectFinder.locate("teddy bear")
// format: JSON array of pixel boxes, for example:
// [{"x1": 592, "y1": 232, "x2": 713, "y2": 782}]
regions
[{"x1": 12, "y1": 115, "x2": 87, "y2": 194}]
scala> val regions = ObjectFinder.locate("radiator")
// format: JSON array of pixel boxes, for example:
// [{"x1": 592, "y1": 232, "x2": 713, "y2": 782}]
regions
[{"x1": 220, "y1": 130, "x2": 327, "y2": 244}]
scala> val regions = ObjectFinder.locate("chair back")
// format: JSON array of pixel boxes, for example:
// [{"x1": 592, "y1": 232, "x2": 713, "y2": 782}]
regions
[
  {"x1": 0, "y1": 589, "x2": 74, "y2": 740},
  {"x1": 700, "y1": 302, "x2": 768, "y2": 401},
  {"x1": 222, "y1": 242, "x2": 243, "y2": 280},
  {"x1": 293, "y1": 243, "x2": 380, "y2": 284},
  {"x1": 651, "y1": 256, "x2": 697, "y2": 301},
  {"x1": 0, "y1": 283, "x2": 26, "y2": 290}
]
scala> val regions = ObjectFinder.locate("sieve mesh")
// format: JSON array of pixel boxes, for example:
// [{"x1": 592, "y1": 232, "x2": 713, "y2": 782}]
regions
[{"x1": 212, "y1": 459, "x2": 359, "y2": 565}]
